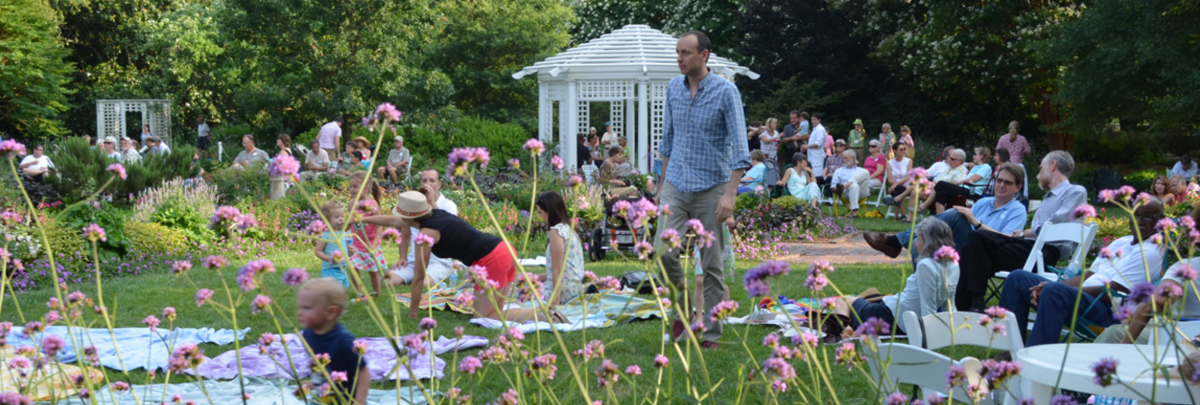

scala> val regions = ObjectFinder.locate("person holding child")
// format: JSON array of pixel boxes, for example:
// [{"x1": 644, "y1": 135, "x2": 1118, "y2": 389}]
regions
[
  {"x1": 314, "y1": 201, "x2": 354, "y2": 288},
  {"x1": 296, "y1": 278, "x2": 369, "y2": 405},
  {"x1": 361, "y1": 191, "x2": 564, "y2": 322},
  {"x1": 535, "y1": 191, "x2": 585, "y2": 305},
  {"x1": 835, "y1": 217, "x2": 959, "y2": 335},
  {"x1": 346, "y1": 172, "x2": 385, "y2": 298}
]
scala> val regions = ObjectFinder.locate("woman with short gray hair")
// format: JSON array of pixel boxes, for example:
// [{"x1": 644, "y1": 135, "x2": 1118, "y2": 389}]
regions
[{"x1": 833, "y1": 217, "x2": 960, "y2": 335}]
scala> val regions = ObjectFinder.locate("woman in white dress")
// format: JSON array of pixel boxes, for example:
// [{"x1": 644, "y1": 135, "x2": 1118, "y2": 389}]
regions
[
  {"x1": 884, "y1": 142, "x2": 914, "y2": 221},
  {"x1": 776, "y1": 152, "x2": 821, "y2": 208},
  {"x1": 535, "y1": 191, "x2": 585, "y2": 305}
]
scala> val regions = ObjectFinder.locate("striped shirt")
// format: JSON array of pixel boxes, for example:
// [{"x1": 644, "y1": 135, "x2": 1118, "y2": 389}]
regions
[{"x1": 660, "y1": 71, "x2": 752, "y2": 193}]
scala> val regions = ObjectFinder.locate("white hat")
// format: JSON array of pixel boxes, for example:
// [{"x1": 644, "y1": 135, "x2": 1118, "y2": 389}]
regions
[
  {"x1": 391, "y1": 191, "x2": 432, "y2": 219},
  {"x1": 394, "y1": 135, "x2": 404, "y2": 143}
]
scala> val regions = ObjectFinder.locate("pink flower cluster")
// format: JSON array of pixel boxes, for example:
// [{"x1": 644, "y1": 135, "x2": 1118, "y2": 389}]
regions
[
  {"x1": 81, "y1": 223, "x2": 107, "y2": 242},
  {"x1": 933, "y1": 245, "x2": 959, "y2": 265},
  {"x1": 107, "y1": 163, "x2": 127, "y2": 180},
  {"x1": 447, "y1": 147, "x2": 491, "y2": 176},
  {"x1": 0, "y1": 140, "x2": 27, "y2": 156},
  {"x1": 523, "y1": 138, "x2": 545, "y2": 155},
  {"x1": 268, "y1": 155, "x2": 300, "y2": 177}
]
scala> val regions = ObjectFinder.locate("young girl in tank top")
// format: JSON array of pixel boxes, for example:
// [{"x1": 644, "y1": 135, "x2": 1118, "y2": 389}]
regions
[{"x1": 347, "y1": 172, "x2": 384, "y2": 298}]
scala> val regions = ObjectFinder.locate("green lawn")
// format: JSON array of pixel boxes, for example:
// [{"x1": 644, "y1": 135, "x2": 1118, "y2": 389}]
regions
[{"x1": 3, "y1": 249, "x2": 921, "y2": 404}]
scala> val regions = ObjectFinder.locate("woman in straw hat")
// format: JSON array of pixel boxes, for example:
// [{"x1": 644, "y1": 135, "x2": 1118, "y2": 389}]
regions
[{"x1": 359, "y1": 191, "x2": 567, "y2": 322}]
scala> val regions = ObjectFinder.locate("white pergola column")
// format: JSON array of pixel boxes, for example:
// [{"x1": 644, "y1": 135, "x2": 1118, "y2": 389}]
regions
[
  {"x1": 558, "y1": 98, "x2": 571, "y2": 170},
  {"x1": 625, "y1": 91, "x2": 635, "y2": 165},
  {"x1": 637, "y1": 80, "x2": 650, "y2": 174},
  {"x1": 565, "y1": 80, "x2": 578, "y2": 171},
  {"x1": 538, "y1": 82, "x2": 551, "y2": 142}
]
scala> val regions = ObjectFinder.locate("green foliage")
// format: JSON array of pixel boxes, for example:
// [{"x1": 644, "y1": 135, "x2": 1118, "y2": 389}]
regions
[
  {"x1": 55, "y1": 200, "x2": 129, "y2": 254},
  {"x1": 46, "y1": 137, "x2": 200, "y2": 203},
  {"x1": 1074, "y1": 130, "x2": 1155, "y2": 166},
  {"x1": 7, "y1": 218, "x2": 83, "y2": 263},
  {"x1": 149, "y1": 197, "x2": 214, "y2": 243},
  {"x1": 209, "y1": 163, "x2": 270, "y2": 204},
  {"x1": 1039, "y1": 0, "x2": 1200, "y2": 131},
  {"x1": 125, "y1": 221, "x2": 188, "y2": 254},
  {"x1": 403, "y1": 115, "x2": 529, "y2": 171},
  {"x1": 0, "y1": 0, "x2": 73, "y2": 140},
  {"x1": 771, "y1": 196, "x2": 802, "y2": 211},
  {"x1": 427, "y1": 0, "x2": 573, "y2": 132},
  {"x1": 1123, "y1": 169, "x2": 1161, "y2": 195}
]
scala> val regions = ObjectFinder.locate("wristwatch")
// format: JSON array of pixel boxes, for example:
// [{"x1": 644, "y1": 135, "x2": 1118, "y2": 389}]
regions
[{"x1": 972, "y1": 221, "x2": 983, "y2": 230}]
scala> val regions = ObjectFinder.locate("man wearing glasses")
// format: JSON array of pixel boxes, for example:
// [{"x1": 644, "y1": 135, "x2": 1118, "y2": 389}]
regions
[
  {"x1": 18, "y1": 144, "x2": 55, "y2": 182},
  {"x1": 954, "y1": 151, "x2": 1089, "y2": 312},
  {"x1": 866, "y1": 162, "x2": 1028, "y2": 266}
]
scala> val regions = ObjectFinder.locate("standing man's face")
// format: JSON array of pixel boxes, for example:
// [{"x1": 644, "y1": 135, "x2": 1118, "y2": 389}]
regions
[
  {"x1": 812, "y1": 117, "x2": 821, "y2": 125},
  {"x1": 675, "y1": 35, "x2": 707, "y2": 76},
  {"x1": 420, "y1": 170, "x2": 441, "y2": 195},
  {"x1": 790, "y1": 114, "x2": 800, "y2": 126}
]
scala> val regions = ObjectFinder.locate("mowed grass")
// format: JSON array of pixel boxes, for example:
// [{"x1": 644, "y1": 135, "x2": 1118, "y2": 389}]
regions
[{"x1": 1, "y1": 247, "x2": 913, "y2": 404}]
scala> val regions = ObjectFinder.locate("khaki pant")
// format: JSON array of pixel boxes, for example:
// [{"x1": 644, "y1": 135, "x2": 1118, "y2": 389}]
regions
[
  {"x1": 298, "y1": 171, "x2": 324, "y2": 182},
  {"x1": 323, "y1": 148, "x2": 339, "y2": 162},
  {"x1": 655, "y1": 180, "x2": 728, "y2": 343}
]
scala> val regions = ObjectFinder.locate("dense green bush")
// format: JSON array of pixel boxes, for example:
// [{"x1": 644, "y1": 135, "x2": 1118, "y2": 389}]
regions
[
  {"x1": 150, "y1": 197, "x2": 215, "y2": 242},
  {"x1": 47, "y1": 137, "x2": 200, "y2": 203},
  {"x1": 405, "y1": 115, "x2": 529, "y2": 169},
  {"x1": 125, "y1": 221, "x2": 189, "y2": 254},
  {"x1": 209, "y1": 163, "x2": 270, "y2": 204},
  {"x1": 55, "y1": 200, "x2": 130, "y2": 255},
  {"x1": 1074, "y1": 130, "x2": 1155, "y2": 166},
  {"x1": 1123, "y1": 169, "x2": 1159, "y2": 194}
]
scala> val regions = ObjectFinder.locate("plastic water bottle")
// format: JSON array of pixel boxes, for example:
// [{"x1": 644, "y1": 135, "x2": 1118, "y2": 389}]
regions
[{"x1": 448, "y1": 270, "x2": 459, "y2": 288}]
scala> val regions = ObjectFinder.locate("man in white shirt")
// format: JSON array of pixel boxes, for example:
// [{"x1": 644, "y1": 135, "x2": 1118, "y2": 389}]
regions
[
  {"x1": 144, "y1": 136, "x2": 171, "y2": 156},
  {"x1": 601, "y1": 122, "x2": 618, "y2": 150},
  {"x1": 998, "y1": 198, "x2": 1165, "y2": 347},
  {"x1": 316, "y1": 117, "x2": 343, "y2": 164},
  {"x1": 298, "y1": 140, "x2": 330, "y2": 181},
  {"x1": 392, "y1": 168, "x2": 460, "y2": 286},
  {"x1": 806, "y1": 113, "x2": 828, "y2": 176},
  {"x1": 1096, "y1": 208, "x2": 1200, "y2": 345},
  {"x1": 828, "y1": 150, "x2": 870, "y2": 217},
  {"x1": 120, "y1": 137, "x2": 142, "y2": 164},
  {"x1": 197, "y1": 117, "x2": 211, "y2": 159},
  {"x1": 18, "y1": 144, "x2": 54, "y2": 181}
]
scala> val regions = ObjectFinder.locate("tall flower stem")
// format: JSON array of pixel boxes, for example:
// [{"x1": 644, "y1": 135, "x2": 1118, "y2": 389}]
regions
[
  {"x1": 520, "y1": 155, "x2": 539, "y2": 254},
  {"x1": 90, "y1": 239, "x2": 128, "y2": 373}
]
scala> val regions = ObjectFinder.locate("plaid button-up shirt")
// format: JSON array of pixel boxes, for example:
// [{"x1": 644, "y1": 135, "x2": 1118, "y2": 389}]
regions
[{"x1": 659, "y1": 71, "x2": 751, "y2": 193}]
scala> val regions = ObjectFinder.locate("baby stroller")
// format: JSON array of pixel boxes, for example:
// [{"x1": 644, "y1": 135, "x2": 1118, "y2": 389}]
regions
[{"x1": 589, "y1": 195, "x2": 656, "y2": 261}]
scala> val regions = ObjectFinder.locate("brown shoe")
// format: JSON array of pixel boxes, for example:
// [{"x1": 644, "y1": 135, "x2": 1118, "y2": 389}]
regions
[{"x1": 864, "y1": 232, "x2": 901, "y2": 258}]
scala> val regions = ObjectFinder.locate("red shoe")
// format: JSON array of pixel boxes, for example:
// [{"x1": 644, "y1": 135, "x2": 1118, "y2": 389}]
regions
[{"x1": 701, "y1": 341, "x2": 719, "y2": 350}]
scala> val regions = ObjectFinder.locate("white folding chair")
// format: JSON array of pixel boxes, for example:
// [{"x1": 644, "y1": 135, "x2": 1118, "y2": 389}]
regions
[
  {"x1": 581, "y1": 163, "x2": 598, "y2": 185},
  {"x1": 866, "y1": 338, "x2": 989, "y2": 404},
  {"x1": 902, "y1": 310, "x2": 1024, "y2": 404},
  {"x1": 985, "y1": 221, "x2": 1099, "y2": 305},
  {"x1": 293, "y1": 144, "x2": 311, "y2": 157}
]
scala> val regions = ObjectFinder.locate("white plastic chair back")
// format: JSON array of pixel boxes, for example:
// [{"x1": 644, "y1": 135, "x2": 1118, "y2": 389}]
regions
[
  {"x1": 866, "y1": 339, "x2": 991, "y2": 404},
  {"x1": 904, "y1": 311, "x2": 1024, "y2": 354},
  {"x1": 1022, "y1": 221, "x2": 1098, "y2": 277},
  {"x1": 582, "y1": 164, "x2": 598, "y2": 185},
  {"x1": 294, "y1": 144, "x2": 311, "y2": 157}
]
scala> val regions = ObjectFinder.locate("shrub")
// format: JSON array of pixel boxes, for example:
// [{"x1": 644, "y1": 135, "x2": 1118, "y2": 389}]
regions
[
  {"x1": 403, "y1": 115, "x2": 529, "y2": 168},
  {"x1": 7, "y1": 217, "x2": 83, "y2": 263},
  {"x1": 149, "y1": 197, "x2": 215, "y2": 243},
  {"x1": 1122, "y1": 169, "x2": 1159, "y2": 194},
  {"x1": 47, "y1": 137, "x2": 200, "y2": 204},
  {"x1": 210, "y1": 163, "x2": 270, "y2": 204},
  {"x1": 1075, "y1": 130, "x2": 1154, "y2": 166},
  {"x1": 131, "y1": 178, "x2": 219, "y2": 223},
  {"x1": 55, "y1": 200, "x2": 130, "y2": 255},
  {"x1": 125, "y1": 221, "x2": 188, "y2": 255}
]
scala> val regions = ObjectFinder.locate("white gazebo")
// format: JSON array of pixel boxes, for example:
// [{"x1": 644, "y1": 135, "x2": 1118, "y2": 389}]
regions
[
  {"x1": 96, "y1": 99, "x2": 172, "y2": 144},
  {"x1": 513, "y1": 24, "x2": 759, "y2": 173}
]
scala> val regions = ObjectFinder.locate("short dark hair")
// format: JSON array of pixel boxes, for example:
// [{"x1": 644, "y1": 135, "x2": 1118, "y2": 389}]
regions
[
  {"x1": 750, "y1": 120, "x2": 762, "y2": 127},
  {"x1": 891, "y1": 142, "x2": 905, "y2": 152},
  {"x1": 793, "y1": 152, "x2": 805, "y2": 163},
  {"x1": 577, "y1": 133, "x2": 587, "y2": 143},
  {"x1": 680, "y1": 31, "x2": 712, "y2": 57},
  {"x1": 996, "y1": 148, "x2": 1010, "y2": 163},
  {"x1": 799, "y1": 112, "x2": 810, "y2": 120},
  {"x1": 789, "y1": 110, "x2": 800, "y2": 117},
  {"x1": 334, "y1": 116, "x2": 344, "y2": 124},
  {"x1": 811, "y1": 113, "x2": 823, "y2": 121},
  {"x1": 997, "y1": 162, "x2": 1025, "y2": 189},
  {"x1": 536, "y1": 191, "x2": 570, "y2": 227}
]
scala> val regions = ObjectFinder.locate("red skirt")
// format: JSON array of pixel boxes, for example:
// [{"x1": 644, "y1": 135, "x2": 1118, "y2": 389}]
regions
[{"x1": 472, "y1": 242, "x2": 516, "y2": 291}]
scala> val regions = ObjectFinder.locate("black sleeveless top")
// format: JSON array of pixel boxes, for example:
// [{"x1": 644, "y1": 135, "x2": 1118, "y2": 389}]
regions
[{"x1": 420, "y1": 209, "x2": 502, "y2": 265}]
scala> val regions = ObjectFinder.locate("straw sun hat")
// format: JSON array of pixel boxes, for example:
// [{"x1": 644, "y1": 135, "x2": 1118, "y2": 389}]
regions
[{"x1": 392, "y1": 191, "x2": 432, "y2": 218}]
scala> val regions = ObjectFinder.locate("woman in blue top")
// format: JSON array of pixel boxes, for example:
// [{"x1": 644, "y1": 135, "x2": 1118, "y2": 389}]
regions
[
  {"x1": 928, "y1": 146, "x2": 993, "y2": 214},
  {"x1": 775, "y1": 152, "x2": 821, "y2": 207},
  {"x1": 736, "y1": 150, "x2": 768, "y2": 195},
  {"x1": 834, "y1": 217, "x2": 960, "y2": 334}
]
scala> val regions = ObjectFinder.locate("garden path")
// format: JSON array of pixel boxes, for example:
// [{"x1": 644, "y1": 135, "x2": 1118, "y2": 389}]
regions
[{"x1": 777, "y1": 232, "x2": 910, "y2": 265}]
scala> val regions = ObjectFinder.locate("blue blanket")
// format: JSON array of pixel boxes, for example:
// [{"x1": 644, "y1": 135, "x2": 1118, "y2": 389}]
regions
[
  {"x1": 9, "y1": 326, "x2": 248, "y2": 371},
  {"x1": 60, "y1": 377, "x2": 436, "y2": 405}
]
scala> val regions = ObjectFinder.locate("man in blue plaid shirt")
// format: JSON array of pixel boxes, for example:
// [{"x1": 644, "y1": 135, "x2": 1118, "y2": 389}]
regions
[{"x1": 656, "y1": 30, "x2": 751, "y2": 349}]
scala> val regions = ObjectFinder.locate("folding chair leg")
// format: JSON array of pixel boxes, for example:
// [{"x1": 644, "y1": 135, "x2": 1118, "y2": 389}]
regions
[{"x1": 984, "y1": 278, "x2": 1004, "y2": 307}]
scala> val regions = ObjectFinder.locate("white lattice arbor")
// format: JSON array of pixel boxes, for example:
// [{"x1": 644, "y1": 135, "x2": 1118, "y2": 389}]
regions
[
  {"x1": 513, "y1": 24, "x2": 758, "y2": 173},
  {"x1": 96, "y1": 99, "x2": 172, "y2": 144}
]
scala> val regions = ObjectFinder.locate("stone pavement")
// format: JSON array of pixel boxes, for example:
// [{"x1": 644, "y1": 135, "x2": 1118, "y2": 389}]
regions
[{"x1": 778, "y1": 232, "x2": 910, "y2": 265}]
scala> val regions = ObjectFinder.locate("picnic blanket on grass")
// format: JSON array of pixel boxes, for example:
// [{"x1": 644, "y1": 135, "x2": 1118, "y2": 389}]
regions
[
  {"x1": 191, "y1": 335, "x2": 488, "y2": 381},
  {"x1": 471, "y1": 292, "x2": 668, "y2": 332},
  {"x1": 0, "y1": 347, "x2": 87, "y2": 401},
  {"x1": 60, "y1": 377, "x2": 438, "y2": 405},
  {"x1": 7, "y1": 326, "x2": 248, "y2": 372},
  {"x1": 394, "y1": 287, "x2": 473, "y2": 314}
]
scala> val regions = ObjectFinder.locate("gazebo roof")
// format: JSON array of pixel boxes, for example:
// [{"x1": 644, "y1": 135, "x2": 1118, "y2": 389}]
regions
[{"x1": 512, "y1": 24, "x2": 759, "y2": 81}]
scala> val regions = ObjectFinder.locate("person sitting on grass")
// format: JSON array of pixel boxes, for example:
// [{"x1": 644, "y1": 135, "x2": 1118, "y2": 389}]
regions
[
  {"x1": 392, "y1": 168, "x2": 459, "y2": 287},
  {"x1": 825, "y1": 149, "x2": 870, "y2": 218},
  {"x1": 1151, "y1": 175, "x2": 1176, "y2": 206},
  {"x1": 835, "y1": 217, "x2": 960, "y2": 335},
  {"x1": 299, "y1": 140, "x2": 331, "y2": 182},
  {"x1": 694, "y1": 216, "x2": 735, "y2": 319},
  {"x1": 865, "y1": 163, "x2": 1028, "y2": 264},
  {"x1": 297, "y1": 278, "x2": 369, "y2": 405},
  {"x1": 346, "y1": 172, "x2": 385, "y2": 298},
  {"x1": 361, "y1": 191, "x2": 567, "y2": 323},
  {"x1": 1095, "y1": 205, "x2": 1200, "y2": 345},
  {"x1": 535, "y1": 191, "x2": 585, "y2": 305},
  {"x1": 776, "y1": 152, "x2": 820, "y2": 208},
  {"x1": 997, "y1": 198, "x2": 1165, "y2": 347},
  {"x1": 18, "y1": 144, "x2": 55, "y2": 182},
  {"x1": 736, "y1": 150, "x2": 769, "y2": 195},
  {"x1": 314, "y1": 201, "x2": 353, "y2": 289},
  {"x1": 377, "y1": 135, "x2": 410, "y2": 185},
  {"x1": 599, "y1": 146, "x2": 638, "y2": 198}
]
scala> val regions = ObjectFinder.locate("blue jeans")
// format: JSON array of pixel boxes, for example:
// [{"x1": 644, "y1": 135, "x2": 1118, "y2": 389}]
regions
[
  {"x1": 999, "y1": 270, "x2": 1115, "y2": 346},
  {"x1": 895, "y1": 209, "x2": 975, "y2": 262}
]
